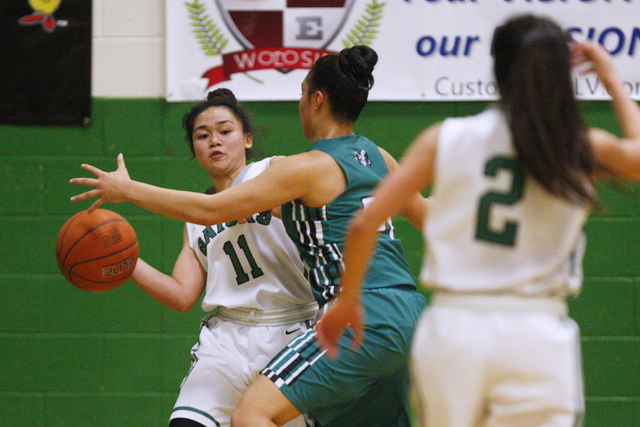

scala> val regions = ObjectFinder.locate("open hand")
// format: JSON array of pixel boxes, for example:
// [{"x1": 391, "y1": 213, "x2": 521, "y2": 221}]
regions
[
  {"x1": 69, "y1": 153, "x2": 132, "y2": 212},
  {"x1": 571, "y1": 41, "x2": 617, "y2": 84},
  {"x1": 315, "y1": 296, "x2": 364, "y2": 359}
]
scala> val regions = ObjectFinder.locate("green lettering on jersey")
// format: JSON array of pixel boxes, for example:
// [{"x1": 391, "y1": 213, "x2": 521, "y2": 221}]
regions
[
  {"x1": 198, "y1": 226, "x2": 217, "y2": 255},
  {"x1": 255, "y1": 211, "x2": 272, "y2": 225},
  {"x1": 196, "y1": 212, "x2": 272, "y2": 257},
  {"x1": 198, "y1": 238, "x2": 207, "y2": 256}
]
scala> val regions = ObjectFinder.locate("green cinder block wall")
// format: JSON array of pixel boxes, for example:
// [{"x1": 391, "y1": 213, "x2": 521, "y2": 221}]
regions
[{"x1": 0, "y1": 99, "x2": 638, "y2": 426}]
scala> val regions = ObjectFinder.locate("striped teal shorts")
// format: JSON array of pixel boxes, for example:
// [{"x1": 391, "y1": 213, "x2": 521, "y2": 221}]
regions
[{"x1": 261, "y1": 287, "x2": 427, "y2": 426}]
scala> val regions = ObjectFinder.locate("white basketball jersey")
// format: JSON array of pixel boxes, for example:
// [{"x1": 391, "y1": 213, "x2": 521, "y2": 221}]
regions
[
  {"x1": 187, "y1": 158, "x2": 315, "y2": 311},
  {"x1": 421, "y1": 109, "x2": 589, "y2": 298}
]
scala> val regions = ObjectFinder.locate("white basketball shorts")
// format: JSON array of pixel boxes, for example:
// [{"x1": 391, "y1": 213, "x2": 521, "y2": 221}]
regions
[
  {"x1": 170, "y1": 314, "x2": 312, "y2": 427},
  {"x1": 411, "y1": 302, "x2": 584, "y2": 427}
]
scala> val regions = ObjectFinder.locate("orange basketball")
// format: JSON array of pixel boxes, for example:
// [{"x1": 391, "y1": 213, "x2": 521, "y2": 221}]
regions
[{"x1": 56, "y1": 209, "x2": 139, "y2": 292}]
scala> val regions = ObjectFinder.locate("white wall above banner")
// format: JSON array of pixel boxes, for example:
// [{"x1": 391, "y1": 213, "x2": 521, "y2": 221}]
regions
[{"x1": 166, "y1": 0, "x2": 640, "y2": 102}]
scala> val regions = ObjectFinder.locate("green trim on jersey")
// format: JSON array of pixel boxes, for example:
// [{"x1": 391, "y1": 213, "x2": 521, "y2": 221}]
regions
[
  {"x1": 172, "y1": 406, "x2": 221, "y2": 426},
  {"x1": 281, "y1": 134, "x2": 416, "y2": 306}
]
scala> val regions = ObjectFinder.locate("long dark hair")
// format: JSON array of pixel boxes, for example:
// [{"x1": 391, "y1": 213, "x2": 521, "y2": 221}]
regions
[
  {"x1": 182, "y1": 88, "x2": 253, "y2": 157},
  {"x1": 492, "y1": 14, "x2": 599, "y2": 206},
  {"x1": 306, "y1": 45, "x2": 378, "y2": 123}
]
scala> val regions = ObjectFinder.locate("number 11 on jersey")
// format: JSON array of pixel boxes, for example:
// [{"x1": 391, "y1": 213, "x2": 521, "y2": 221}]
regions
[{"x1": 223, "y1": 234, "x2": 265, "y2": 285}]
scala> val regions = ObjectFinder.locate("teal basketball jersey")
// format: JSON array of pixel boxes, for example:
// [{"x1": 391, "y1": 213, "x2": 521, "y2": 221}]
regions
[{"x1": 281, "y1": 134, "x2": 416, "y2": 306}]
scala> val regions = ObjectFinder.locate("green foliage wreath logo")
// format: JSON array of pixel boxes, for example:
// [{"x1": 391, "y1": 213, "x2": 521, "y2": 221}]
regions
[
  {"x1": 342, "y1": 0, "x2": 386, "y2": 48},
  {"x1": 185, "y1": 0, "x2": 228, "y2": 57},
  {"x1": 185, "y1": 0, "x2": 385, "y2": 55}
]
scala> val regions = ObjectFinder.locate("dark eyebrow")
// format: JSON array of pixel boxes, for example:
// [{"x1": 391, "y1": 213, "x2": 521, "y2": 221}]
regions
[{"x1": 194, "y1": 119, "x2": 233, "y2": 132}]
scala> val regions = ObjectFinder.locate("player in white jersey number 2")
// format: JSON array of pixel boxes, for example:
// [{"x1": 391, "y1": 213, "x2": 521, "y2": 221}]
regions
[{"x1": 318, "y1": 14, "x2": 640, "y2": 427}]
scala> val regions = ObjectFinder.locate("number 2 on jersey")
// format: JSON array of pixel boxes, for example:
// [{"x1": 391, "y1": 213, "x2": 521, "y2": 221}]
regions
[
  {"x1": 223, "y1": 234, "x2": 264, "y2": 285},
  {"x1": 475, "y1": 156, "x2": 525, "y2": 246}
]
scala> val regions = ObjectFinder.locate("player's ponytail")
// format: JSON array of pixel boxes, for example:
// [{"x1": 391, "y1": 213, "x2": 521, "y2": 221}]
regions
[{"x1": 493, "y1": 14, "x2": 599, "y2": 207}]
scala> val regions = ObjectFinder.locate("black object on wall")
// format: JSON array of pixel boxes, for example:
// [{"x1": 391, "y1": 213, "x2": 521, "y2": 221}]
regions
[{"x1": 0, "y1": 0, "x2": 91, "y2": 126}]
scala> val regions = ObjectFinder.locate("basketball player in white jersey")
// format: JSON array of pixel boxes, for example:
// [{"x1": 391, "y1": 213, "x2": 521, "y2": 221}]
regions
[
  {"x1": 317, "y1": 15, "x2": 640, "y2": 427},
  {"x1": 129, "y1": 88, "x2": 316, "y2": 427}
]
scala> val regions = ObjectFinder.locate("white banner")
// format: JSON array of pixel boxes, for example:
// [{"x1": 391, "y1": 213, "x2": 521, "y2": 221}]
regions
[{"x1": 166, "y1": 0, "x2": 640, "y2": 101}]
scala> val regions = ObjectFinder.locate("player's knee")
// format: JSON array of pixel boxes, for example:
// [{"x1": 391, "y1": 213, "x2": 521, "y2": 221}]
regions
[
  {"x1": 231, "y1": 401, "x2": 271, "y2": 427},
  {"x1": 230, "y1": 406, "x2": 253, "y2": 427},
  {"x1": 169, "y1": 418, "x2": 207, "y2": 427}
]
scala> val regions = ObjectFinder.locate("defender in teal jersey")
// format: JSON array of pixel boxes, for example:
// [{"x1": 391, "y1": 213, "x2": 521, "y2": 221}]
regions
[
  {"x1": 262, "y1": 134, "x2": 427, "y2": 426},
  {"x1": 70, "y1": 45, "x2": 429, "y2": 426}
]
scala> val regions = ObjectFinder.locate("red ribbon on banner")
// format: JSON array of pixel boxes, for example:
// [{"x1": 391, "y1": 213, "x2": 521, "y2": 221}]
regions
[{"x1": 202, "y1": 47, "x2": 336, "y2": 88}]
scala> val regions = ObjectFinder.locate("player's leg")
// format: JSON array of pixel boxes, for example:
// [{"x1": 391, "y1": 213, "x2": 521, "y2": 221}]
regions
[
  {"x1": 231, "y1": 374, "x2": 302, "y2": 427},
  {"x1": 246, "y1": 320, "x2": 316, "y2": 427},
  {"x1": 236, "y1": 288, "x2": 425, "y2": 427},
  {"x1": 233, "y1": 327, "x2": 387, "y2": 427}
]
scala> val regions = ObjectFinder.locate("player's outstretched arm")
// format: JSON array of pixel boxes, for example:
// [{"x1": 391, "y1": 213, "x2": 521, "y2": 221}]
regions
[
  {"x1": 573, "y1": 41, "x2": 640, "y2": 179},
  {"x1": 70, "y1": 153, "x2": 314, "y2": 226},
  {"x1": 70, "y1": 153, "x2": 223, "y2": 223}
]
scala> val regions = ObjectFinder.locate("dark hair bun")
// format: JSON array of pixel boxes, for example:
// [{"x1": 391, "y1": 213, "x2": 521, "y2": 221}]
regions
[
  {"x1": 338, "y1": 45, "x2": 378, "y2": 90},
  {"x1": 207, "y1": 88, "x2": 238, "y2": 106}
]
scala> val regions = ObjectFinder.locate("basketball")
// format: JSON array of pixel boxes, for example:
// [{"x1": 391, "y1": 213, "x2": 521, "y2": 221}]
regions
[{"x1": 56, "y1": 209, "x2": 139, "y2": 292}]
